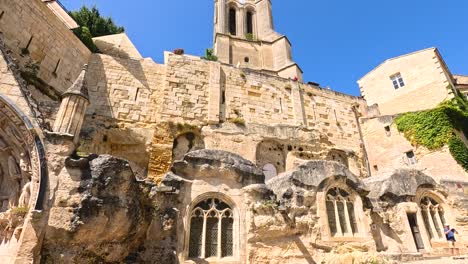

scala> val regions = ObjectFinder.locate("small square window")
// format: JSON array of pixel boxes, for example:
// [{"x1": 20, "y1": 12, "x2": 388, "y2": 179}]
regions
[
  {"x1": 390, "y1": 73, "x2": 405, "y2": 89},
  {"x1": 406, "y1": 151, "x2": 417, "y2": 165},
  {"x1": 384, "y1": 126, "x2": 391, "y2": 136}
]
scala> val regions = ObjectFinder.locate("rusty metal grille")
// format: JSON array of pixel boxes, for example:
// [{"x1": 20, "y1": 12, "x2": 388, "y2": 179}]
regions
[
  {"x1": 189, "y1": 217, "x2": 203, "y2": 258},
  {"x1": 326, "y1": 200, "x2": 337, "y2": 235},
  {"x1": 205, "y1": 217, "x2": 219, "y2": 257},
  {"x1": 221, "y1": 218, "x2": 233, "y2": 257},
  {"x1": 347, "y1": 202, "x2": 358, "y2": 234}
]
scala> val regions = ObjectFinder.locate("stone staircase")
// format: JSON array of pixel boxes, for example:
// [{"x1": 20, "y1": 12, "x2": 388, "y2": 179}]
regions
[
  {"x1": 385, "y1": 248, "x2": 468, "y2": 263},
  {"x1": 430, "y1": 247, "x2": 468, "y2": 256}
]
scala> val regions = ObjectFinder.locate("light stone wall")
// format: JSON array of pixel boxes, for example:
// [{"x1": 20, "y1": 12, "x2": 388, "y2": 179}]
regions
[
  {"x1": 358, "y1": 48, "x2": 452, "y2": 115},
  {"x1": 0, "y1": 0, "x2": 91, "y2": 93},
  {"x1": 455, "y1": 74, "x2": 468, "y2": 99},
  {"x1": 86, "y1": 54, "x2": 166, "y2": 124},
  {"x1": 93, "y1": 33, "x2": 143, "y2": 60},
  {"x1": 215, "y1": 35, "x2": 303, "y2": 81},
  {"x1": 213, "y1": 0, "x2": 302, "y2": 80},
  {"x1": 0, "y1": 51, "x2": 34, "y2": 121},
  {"x1": 79, "y1": 54, "x2": 166, "y2": 173},
  {"x1": 156, "y1": 53, "x2": 364, "y2": 153},
  {"x1": 142, "y1": 53, "x2": 368, "y2": 181},
  {"x1": 159, "y1": 54, "x2": 211, "y2": 123},
  {"x1": 361, "y1": 116, "x2": 468, "y2": 182}
]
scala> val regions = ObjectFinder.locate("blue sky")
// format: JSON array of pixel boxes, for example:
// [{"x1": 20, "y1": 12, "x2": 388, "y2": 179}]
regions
[{"x1": 61, "y1": 0, "x2": 468, "y2": 96}]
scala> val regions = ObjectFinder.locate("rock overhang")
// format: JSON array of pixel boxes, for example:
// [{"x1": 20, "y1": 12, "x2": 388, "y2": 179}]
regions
[
  {"x1": 267, "y1": 160, "x2": 368, "y2": 197},
  {"x1": 171, "y1": 149, "x2": 265, "y2": 186},
  {"x1": 364, "y1": 169, "x2": 439, "y2": 200}
]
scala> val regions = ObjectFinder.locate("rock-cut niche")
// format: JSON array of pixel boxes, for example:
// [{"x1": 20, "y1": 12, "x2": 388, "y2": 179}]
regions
[{"x1": 172, "y1": 132, "x2": 205, "y2": 161}]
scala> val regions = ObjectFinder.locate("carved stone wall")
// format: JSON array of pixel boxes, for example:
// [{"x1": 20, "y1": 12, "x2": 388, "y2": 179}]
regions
[{"x1": 0, "y1": 95, "x2": 44, "y2": 263}]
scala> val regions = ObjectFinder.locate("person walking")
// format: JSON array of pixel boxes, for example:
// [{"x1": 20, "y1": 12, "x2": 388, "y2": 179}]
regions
[{"x1": 444, "y1": 224, "x2": 459, "y2": 255}]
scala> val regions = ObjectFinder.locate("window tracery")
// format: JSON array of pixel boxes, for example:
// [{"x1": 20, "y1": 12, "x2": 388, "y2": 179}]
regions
[
  {"x1": 325, "y1": 188, "x2": 358, "y2": 237},
  {"x1": 189, "y1": 198, "x2": 234, "y2": 259},
  {"x1": 420, "y1": 197, "x2": 445, "y2": 240}
]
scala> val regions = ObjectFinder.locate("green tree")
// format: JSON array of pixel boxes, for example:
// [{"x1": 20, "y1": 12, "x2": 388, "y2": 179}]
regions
[
  {"x1": 202, "y1": 48, "x2": 218, "y2": 61},
  {"x1": 69, "y1": 6, "x2": 124, "y2": 52}
]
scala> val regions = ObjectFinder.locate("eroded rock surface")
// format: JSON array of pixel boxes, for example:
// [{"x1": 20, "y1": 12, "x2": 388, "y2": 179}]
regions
[{"x1": 42, "y1": 155, "x2": 152, "y2": 263}]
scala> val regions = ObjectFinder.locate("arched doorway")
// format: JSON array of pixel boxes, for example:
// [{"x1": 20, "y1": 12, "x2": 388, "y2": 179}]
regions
[{"x1": 0, "y1": 95, "x2": 47, "y2": 262}]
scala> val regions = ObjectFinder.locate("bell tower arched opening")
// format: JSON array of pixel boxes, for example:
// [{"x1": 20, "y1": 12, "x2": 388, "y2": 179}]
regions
[
  {"x1": 228, "y1": 8, "x2": 237, "y2": 35},
  {"x1": 246, "y1": 10, "x2": 253, "y2": 35}
]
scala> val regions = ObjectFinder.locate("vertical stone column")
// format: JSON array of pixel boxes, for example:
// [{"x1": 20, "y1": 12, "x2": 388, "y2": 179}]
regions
[
  {"x1": 237, "y1": 8, "x2": 245, "y2": 38},
  {"x1": 217, "y1": 217, "x2": 222, "y2": 258},
  {"x1": 201, "y1": 217, "x2": 207, "y2": 258},
  {"x1": 255, "y1": 0, "x2": 274, "y2": 39},
  {"x1": 53, "y1": 65, "x2": 89, "y2": 144},
  {"x1": 291, "y1": 81, "x2": 306, "y2": 126},
  {"x1": 425, "y1": 208, "x2": 438, "y2": 239},
  {"x1": 333, "y1": 200, "x2": 343, "y2": 236},
  {"x1": 207, "y1": 62, "x2": 221, "y2": 124},
  {"x1": 217, "y1": 0, "x2": 226, "y2": 33},
  {"x1": 433, "y1": 208, "x2": 445, "y2": 239},
  {"x1": 343, "y1": 200, "x2": 354, "y2": 235}
]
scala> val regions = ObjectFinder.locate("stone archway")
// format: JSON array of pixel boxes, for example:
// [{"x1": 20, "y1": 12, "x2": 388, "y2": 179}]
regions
[
  {"x1": 256, "y1": 140, "x2": 286, "y2": 175},
  {"x1": 172, "y1": 132, "x2": 205, "y2": 161},
  {"x1": 0, "y1": 95, "x2": 47, "y2": 263}
]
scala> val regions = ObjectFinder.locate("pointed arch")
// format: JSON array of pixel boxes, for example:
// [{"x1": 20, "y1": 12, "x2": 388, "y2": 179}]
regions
[
  {"x1": 185, "y1": 193, "x2": 239, "y2": 261},
  {"x1": 228, "y1": 7, "x2": 237, "y2": 35}
]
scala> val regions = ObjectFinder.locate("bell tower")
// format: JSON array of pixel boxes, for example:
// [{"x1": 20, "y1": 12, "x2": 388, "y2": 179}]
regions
[{"x1": 213, "y1": 0, "x2": 303, "y2": 81}]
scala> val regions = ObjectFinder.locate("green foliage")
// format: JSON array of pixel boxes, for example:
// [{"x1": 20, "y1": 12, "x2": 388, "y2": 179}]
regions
[
  {"x1": 73, "y1": 26, "x2": 99, "y2": 52},
  {"x1": 69, "y1": 6, "x2": 124, "y2": 37},
  {"x1": 230, "y1": 117, "x2": 246, "y2": 126},
  {"x1": 240, "y1": 72, "x2": 246, "y2": 80},
  {"x1": 202, "y1": 48, "x2": 218, "y2": 61},
  {"x1": 245, "y1": 33, "x2": 255, "y2": 41},
  {"x1": 395, "y1": 96, "x2": 468, "y2": 171},
  {"x1": 395, "y1": 108, "x2": 454, "y2": 149},
  {"x1": 449, "y1": 137, "x2": 468, "y2": 170},
  {"x1": 11, "y1": 206, "x2": 29, "y2": 217},
  {"x1": 259, "y1": 199, "x2": 278, "y2": 209},
  {"x1": 69, "y1": 6, "x2": 124, "y2": 52}
]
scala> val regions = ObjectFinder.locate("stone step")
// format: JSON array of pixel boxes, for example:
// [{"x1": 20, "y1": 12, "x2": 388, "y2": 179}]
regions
[{"x1": 404, "y1": 255, "x2": 468, "y2": 263}]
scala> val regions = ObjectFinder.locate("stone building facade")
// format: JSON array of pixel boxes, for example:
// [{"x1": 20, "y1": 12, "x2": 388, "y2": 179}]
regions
[
  {"x1": 0, "y1": 0, "x2": 466, "y2": 263},
  {"x1": 357, "y1": 48, "x2": 457, "y2": 116}
]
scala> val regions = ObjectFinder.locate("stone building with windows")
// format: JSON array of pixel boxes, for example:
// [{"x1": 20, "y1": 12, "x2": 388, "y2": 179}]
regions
[{"x1": 0, "y1": 0, "x2": 466, "y2": 263}]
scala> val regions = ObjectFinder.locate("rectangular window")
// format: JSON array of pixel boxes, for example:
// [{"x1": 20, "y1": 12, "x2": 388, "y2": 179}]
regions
[
  {"x1": 384, "y1": 126, "x2": 391, "y2": 136},
  {"x1": 205, "y1": 217, "x2": 219, "y2": 257},
  {"x1": 221, "y1": 218, "x2": 233, "y2": 257},
  {"x1": 347, "y1": 202, "x2": 358, "y2": 234},
  {"x1": 189, "y1": 217, "x2": 204, "y2": 258},
  {"x1": 326, "y1": 200, "x2": 337, "y2": 235},
  {"x1": 390, "y1": 73, "x2": 405, "y2": 89},
  {"x1": 406, "y1": 151, "x2": 417, "y2": 165}
]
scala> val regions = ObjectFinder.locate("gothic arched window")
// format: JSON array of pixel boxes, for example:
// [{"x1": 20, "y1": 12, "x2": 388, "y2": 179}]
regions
[
  {"x1": 246, "y1": 11, "x2": 253, "y2": 35},
  {"x1": 189, "y1": 198, "x2": 234, "y2": 259},
  {"x1": 420, "y1": 197, "x2": 445, "y2": 240},
  {"x1": 325, "y1": 188, "x2": 358, "y2": 236},
  {"x1": 229, "y1": 8, "x2": 237, "y2": 35}
]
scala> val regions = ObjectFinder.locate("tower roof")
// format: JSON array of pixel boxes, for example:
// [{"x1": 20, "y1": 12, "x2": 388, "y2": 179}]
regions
[{"x1": 63, "y1": 65, "x2": 89, "y2": 100}]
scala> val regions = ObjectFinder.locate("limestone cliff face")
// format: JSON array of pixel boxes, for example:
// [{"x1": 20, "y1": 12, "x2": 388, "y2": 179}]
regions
[{"x1": 42, "y1": 155, "x2": 153, "y2": 263}]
